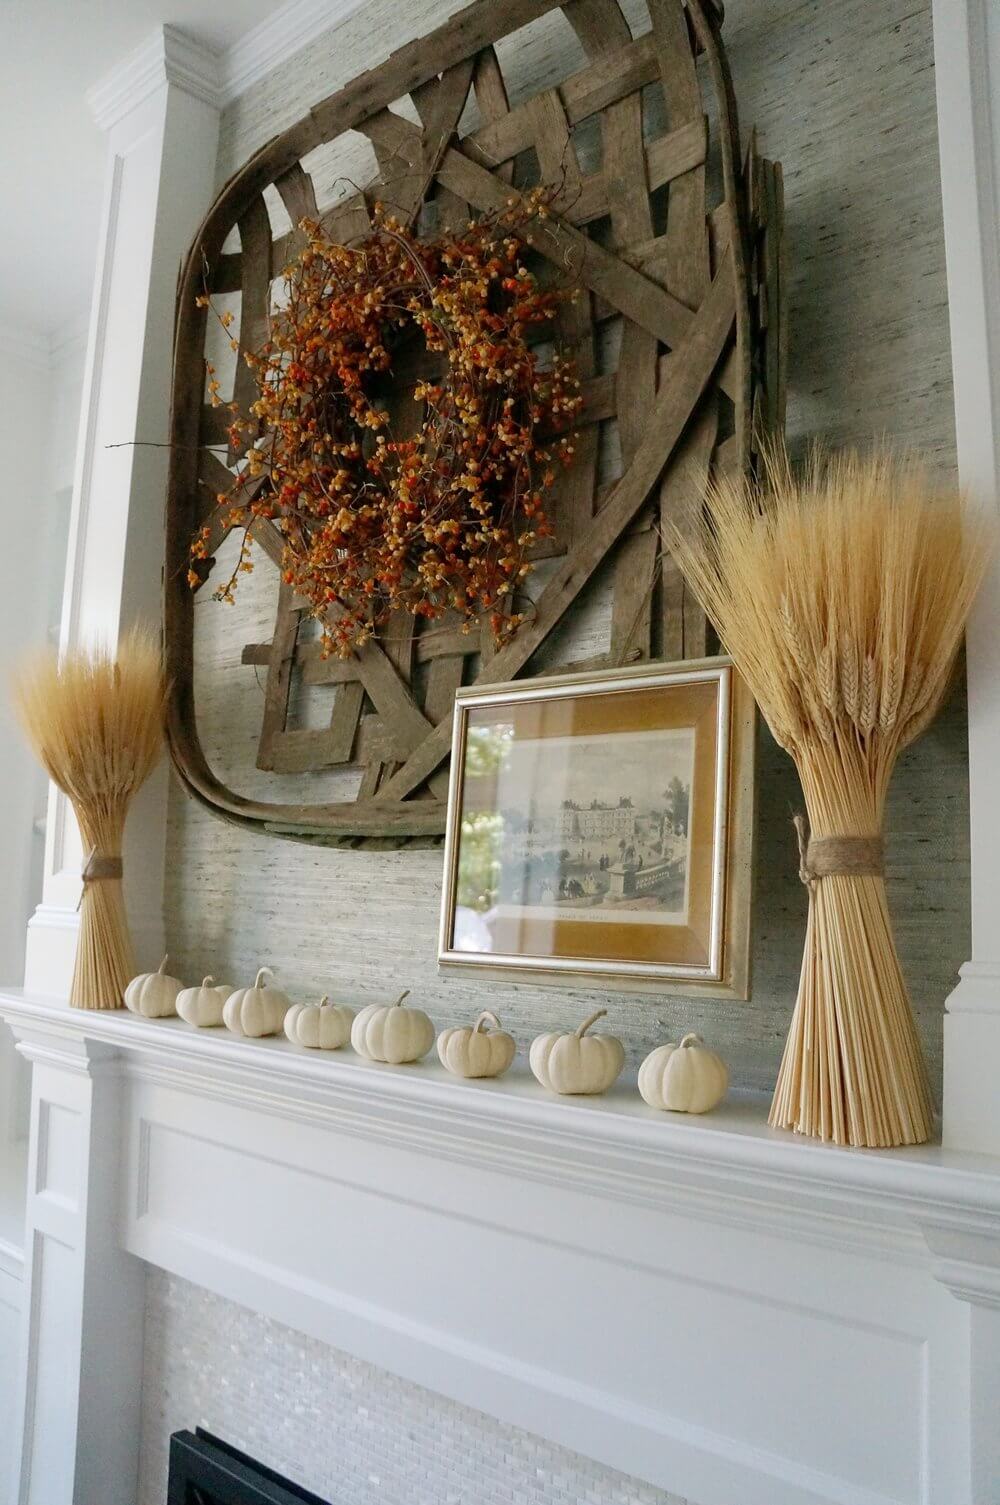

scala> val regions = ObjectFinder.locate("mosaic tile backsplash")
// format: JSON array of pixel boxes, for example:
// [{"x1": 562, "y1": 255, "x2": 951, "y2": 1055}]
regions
[{"x1": 138, "y1": 1271, "x2": 688, "y2": 1505}]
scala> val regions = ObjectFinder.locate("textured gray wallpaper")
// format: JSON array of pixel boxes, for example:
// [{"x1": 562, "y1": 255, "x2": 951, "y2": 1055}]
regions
[{"x1": 165, "y1": 0, "x2": 962, "y2": 1103}]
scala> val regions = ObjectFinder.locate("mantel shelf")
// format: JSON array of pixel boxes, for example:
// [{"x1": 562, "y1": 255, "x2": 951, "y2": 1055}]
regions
[
  {"x1": 5, "y1": 983, "x2": 1000, "y2": 1505},
  {"x1": 3, "y1": 985, "x2": 1000, "y2": 1261}
]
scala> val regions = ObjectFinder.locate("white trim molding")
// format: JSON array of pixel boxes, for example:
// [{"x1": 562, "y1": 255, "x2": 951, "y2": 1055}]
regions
[
  {"x1": 87, "y1": 0, "x2": 369, "y2": 128},
  {"x1": 24, "y1": 28, "x2": 222, "y2": 1000},
  {"x1": 86, "y1": 24, "x2": 221, "y2": 130},
  {"x1": 4, "y1": 989, "x2": 1000, "y2": 1505},
  {"x1": 933, "y1": 0, "x2": 1000, "y2": 1152},
  {"x1": 4, "y1": 1011, "x2": 144, "y2": 1505},
  {"x1": 933, "y1": 0, "x2": 1000, "y2": 490}
]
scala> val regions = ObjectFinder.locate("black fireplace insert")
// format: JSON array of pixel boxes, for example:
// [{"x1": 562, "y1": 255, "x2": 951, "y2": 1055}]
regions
[{"x1": 167, "y1": 1428, "x2": 331, "y2": 1505}]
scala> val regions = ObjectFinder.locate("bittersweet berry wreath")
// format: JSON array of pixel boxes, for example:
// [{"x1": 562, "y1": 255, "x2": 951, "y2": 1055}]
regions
[{"x1": 193, "y1": 197, "x2": 582, "y2": 657}]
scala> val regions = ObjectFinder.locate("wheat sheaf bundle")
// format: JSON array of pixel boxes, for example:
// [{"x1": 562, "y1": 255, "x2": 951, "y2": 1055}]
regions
[
  {"x1": 662, "y1": 446, "x2": 995, "y2": 1147},
  {"x1": 14, "y1": 631, "x2": 165, "y2": 1010}
]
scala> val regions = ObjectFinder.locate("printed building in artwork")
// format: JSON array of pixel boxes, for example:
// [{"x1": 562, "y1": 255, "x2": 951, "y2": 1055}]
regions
[{"x1": 555, "y1": 798, "x2": 637, "y2": 840}]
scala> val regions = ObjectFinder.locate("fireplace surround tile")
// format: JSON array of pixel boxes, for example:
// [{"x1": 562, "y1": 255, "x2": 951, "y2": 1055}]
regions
[{"x1": 139, "y1": 1270, "x2": 687, "y2": 1505}]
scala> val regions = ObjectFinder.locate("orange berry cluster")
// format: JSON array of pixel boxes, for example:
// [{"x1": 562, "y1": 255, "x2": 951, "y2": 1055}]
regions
[{"x1": 191, "y1": 196, "x2": 582, "y2": 656}]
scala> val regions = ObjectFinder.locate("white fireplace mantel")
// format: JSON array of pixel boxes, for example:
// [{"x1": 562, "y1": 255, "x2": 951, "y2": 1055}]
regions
[
  {"x1": 5, "y1": 3, "x2": 1000, "y2": 1505},
  {"x1": 5, "y1": 989, "x2": 1000, "y2": 1265},
  {"x1": 5, "y1": 985, "x2": 1000, "y2": 1505}
]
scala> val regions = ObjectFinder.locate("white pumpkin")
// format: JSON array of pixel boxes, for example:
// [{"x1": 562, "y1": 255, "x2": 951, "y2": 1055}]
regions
[
  {"x1": 437, "y1": 1010, "x2": 516, "y2": 1079},
  {"x1": 638, "y1": 1033, "x2": 729, "y2": 1114},
  {"x1": 529, "y1": 1009, "x2": 625, "y2": 1096},
  {"x1": 124, "y1": 956, "x2": 184, "y2": 1018},
  {"x1": 223, "y1": 967, "x2": 290, "y2": 1038},
  {"x1": 284, "y1": 996, "x2": 354, "y2": 1050},
  {"x1": 351, "y1": 990, "x2": 435, "y2": 1064},
  {"x1": 176, "y1": 975, "x2": 232, "y2": 1029}
]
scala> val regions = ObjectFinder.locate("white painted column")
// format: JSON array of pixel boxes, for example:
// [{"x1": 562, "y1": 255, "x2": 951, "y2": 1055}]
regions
[
  {"x1": 0, "y1": 1028, "x2": 27, "y2": 1158},
  {"x1": 923, "y1": 1215, "x2": 1000, "y2": 1504},
  {"x1": 0, "y1": 339, "x2": 53, "y2": 995},
  {"x1": 933, "y1": 0, "x2": 1000, "y2": 1153},
  {"x1": 932, "y1": 5, "x2": 1000, "y2": 1490},
  {"x1": 23, "y1": 27, "x2": 222, "y2": 999},
  {"x1": 6, "y1": 1023, "x2": 139, "y2": 1505}
]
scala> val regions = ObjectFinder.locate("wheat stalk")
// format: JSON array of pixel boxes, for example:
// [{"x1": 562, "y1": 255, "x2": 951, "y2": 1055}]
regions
[
  {"x1": 662, "y1": 444, "x2": 995, "y2": 1147},
  {"x1": 13, "y1": 630, "x2": 165, "y2": 1010}
]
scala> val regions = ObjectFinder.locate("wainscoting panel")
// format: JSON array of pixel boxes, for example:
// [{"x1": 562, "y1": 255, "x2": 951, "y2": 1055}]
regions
[
  {"x1": 6, "y1": 997, "x2": 990, "y2": 1505},
  {"x1": 92, "y1": 1015, "x2": 978, "y2": 1505}
]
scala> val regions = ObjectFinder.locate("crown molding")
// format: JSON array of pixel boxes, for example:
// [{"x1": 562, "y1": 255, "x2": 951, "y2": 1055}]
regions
[
  {"x1": 85, "y1": 2, "x2": 368, "y2": 134},
  {"x1": 87, "y1": 24, "x2": 221, "y2": 132},
  {"x1": 218, "y1": 0, "x2": 367, "y2": 105}
]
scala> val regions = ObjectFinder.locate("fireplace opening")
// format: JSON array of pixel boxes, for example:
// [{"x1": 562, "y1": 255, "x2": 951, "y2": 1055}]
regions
[{"x1": 167, "y1": 1428, "x2": 331, "y2": 1505}]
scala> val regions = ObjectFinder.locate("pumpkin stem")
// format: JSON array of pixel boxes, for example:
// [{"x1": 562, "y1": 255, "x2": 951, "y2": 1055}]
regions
[
  {"x1": 576, "y1": 1008, "x2": 607, "y2": 1038},
  {"x1": 392, "y1": 989, "x2": 411, "y2": 1007},
  {"x1": 253, "y1": 966, "x2": 274, "y2": 988},
  {"x1": 202, "y1": 976, "x2": 214, "y2": 987},
  {"x1": 474, "y1": 1010, "x2": 501, "y2": 1034},
  {"x1": 319, "y1": 995, "x2": 330, "y2": 1007},
  {"x1": 157, "y1": 956, "x2": 169, "y2": 974},
  {"x1": 680, "y1": 1033, "x2": 703, "y2": 1048}
]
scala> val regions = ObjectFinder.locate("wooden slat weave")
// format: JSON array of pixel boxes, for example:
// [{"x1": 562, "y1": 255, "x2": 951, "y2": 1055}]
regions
[{"x1": 164, "y1": 0, "x2": 785, "y2": 846}]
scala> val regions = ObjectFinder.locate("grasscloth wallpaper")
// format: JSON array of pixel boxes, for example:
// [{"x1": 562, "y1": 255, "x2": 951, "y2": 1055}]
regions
[
  {"x1": 166, "y1": 0, "x2": 962, "y2": 1102},
  {"x1": 148, "y1": 3, "x2": 961, "y2": 1502}
]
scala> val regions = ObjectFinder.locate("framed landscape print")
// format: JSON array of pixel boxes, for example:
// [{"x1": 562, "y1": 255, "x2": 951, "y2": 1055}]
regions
[{"x1": 438, "y1": 659, "x2": 756, "y2": 997}]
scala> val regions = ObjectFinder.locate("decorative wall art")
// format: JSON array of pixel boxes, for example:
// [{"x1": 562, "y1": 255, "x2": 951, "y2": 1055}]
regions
[
  {"x1": 164, "y1": 0, "x2": 785, "y2": 847},
  {"x1": 438, "y1": 658, "x2": 755, "y2": 994}
]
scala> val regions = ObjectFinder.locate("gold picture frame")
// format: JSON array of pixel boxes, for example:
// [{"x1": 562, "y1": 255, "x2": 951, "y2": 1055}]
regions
[{"x1": 438, "y1": 658, "x2": 756, "y2": 998}]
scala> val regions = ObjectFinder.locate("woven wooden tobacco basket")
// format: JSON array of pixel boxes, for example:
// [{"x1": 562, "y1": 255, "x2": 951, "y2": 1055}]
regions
[{"x1": 164, "y1": 0, "x2": 786, "y2": 847}]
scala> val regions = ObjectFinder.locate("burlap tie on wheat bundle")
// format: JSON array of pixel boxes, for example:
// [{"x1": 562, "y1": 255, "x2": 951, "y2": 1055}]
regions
[
  {"x1": 662, "y1": 445, "x2": 994, "y2": 1147},
  {"x1": 13, "y1": 632, "x2": 164, "y2": 1010}
]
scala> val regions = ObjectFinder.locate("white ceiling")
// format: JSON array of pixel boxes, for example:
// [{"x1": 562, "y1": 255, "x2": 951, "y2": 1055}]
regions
[{"x1": 1, "y1": 0, "x2": 282, "y2": 342}]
